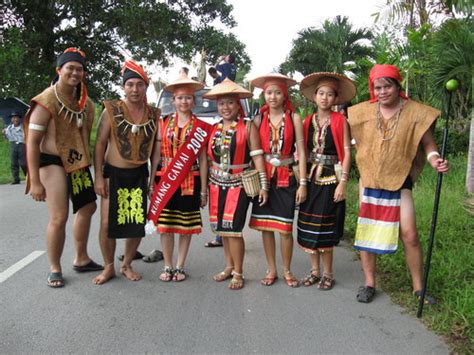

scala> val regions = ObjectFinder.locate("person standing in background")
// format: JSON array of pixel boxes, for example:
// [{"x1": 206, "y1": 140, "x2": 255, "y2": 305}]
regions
[{"x1": 3, "y1": 112, "x2": 26, "y2": 184}]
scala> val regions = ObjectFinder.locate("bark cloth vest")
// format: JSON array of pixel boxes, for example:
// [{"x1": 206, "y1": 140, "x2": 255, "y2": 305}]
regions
[
  {"x1": 103, "y1": 100, "x2": 158, "y2": 164},
  {"x1": 25, "y1": 85, "x2": 95, "y2": 174},
  {"x1": 348, "y1": 100, "x2": 440, "y2": 190}
]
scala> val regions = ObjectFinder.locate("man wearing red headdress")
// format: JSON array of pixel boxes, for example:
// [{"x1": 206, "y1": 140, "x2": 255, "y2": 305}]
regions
[
  {"x1": 93, "y1": 60, "x2": 160, "y2": 285},
  {"x1": 25, "y1": 48, "x2": 102, "y2": 288},
  {"x1": 348, "y1": 64, "x2": 449, "y2": 303}
]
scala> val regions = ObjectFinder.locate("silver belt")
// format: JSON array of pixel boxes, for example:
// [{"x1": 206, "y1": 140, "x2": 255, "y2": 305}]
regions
[
  {"x1": 211, "y1": 161, "x2": 250, "y2": 170},
  {"x1": 309, "y1": 153, "x2": 339, "y2": 165},
  {"x1": 264, "y1": 154, "x2": 294, "y2": 167}
]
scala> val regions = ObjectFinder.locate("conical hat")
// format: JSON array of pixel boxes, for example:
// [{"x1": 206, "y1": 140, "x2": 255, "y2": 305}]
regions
[
  {"x1": 300, "y1": 72, "x2": 356, "y2": 105},
  {"x1": 250, "y1": 73, "x2": 297, "y2": 89},
  {"x1": 203, "y1": 78, "x2": 252, "y2": 99},
  {"x1": 164, "y1": 75, "x2": 204, "y2": 93}
]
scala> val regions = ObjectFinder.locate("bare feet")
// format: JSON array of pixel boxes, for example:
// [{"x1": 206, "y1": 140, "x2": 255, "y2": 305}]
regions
[
  {"x1": 92, "y1": 264, "x2": 116, "y2": 285},
  {"x1": 120, "y1": 265, "x2": 142, "y2": 281}
]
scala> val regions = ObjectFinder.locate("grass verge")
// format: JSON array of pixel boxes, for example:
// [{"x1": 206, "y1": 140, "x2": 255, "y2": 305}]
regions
[{"x1": 345, "y1": 154, "x2": 473, "y2": 353}]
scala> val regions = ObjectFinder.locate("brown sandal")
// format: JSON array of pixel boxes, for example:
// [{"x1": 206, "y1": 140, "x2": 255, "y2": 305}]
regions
[
  {"x1": 283, "y1": 269, "x2": 300, "y2": 288},
  {"x1": 318, "y1": 273, "x2": 335, "y2": 290},
  {"x1": 302, "y1": 269, "x2": 321, "y2": 287}
]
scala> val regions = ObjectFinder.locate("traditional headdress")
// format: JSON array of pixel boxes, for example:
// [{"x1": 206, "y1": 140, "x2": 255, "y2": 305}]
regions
[
  {"x1": 164, "y1": 75, "x2": 204, "y2": 96},
  {"x1": 300, "y1": 72, "x2": 356, "y2": 105},
  {"x1": 121, "y1": 60, "x2": 149, "y2": 85},
  {"x1": 55, "y1": 47, "x2": 88, "y2": 111},
  {"x1": 57, "y1": 47, "x2": 86, "y2": 69},
  {"x1": 250, "y1": 73, "x2": 297, "y2": 113},
  {"x1": 369, "y1": 64, "x2": 408, "y2": 103},
  {"x1": 203, "y1": 78, "x2": 251, "y2": 118}
]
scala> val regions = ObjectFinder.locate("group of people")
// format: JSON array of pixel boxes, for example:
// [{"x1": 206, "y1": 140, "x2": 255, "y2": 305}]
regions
[{"x1": 24, "y1": 48, "x2": 448, "y2": 304}]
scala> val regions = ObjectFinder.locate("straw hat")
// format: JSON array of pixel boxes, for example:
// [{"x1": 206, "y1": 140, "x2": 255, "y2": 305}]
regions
[
  {"x1": 164, "y1": 75, "x2": 204, "y2": 93},
  {"x1": 250, "y1": 73, "x2": 297, "y2": 89},
  {"x1": 203, "y1": 78, "x2": 252, "y2": 100},
  {"x1": 300, "y1": 72, "x2": 356, "y2": 105}
]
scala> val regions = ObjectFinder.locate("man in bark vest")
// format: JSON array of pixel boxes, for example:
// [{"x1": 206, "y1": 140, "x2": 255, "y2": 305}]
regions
[
  {"x1": 93, "y1": 60, "x2": 160, "y2": 285},
  {"x1": 348, "y1": 64, "x2": 449, "y2": 303},
  {"x1": 25, "y1": 48, "x2": 102, "y2": 288}
]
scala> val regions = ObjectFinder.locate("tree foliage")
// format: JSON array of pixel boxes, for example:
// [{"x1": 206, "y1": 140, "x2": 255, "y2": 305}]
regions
[
  {"x1": 0, "y1": 0, "x2": 250, "y2": 101},
  {"x1": 280, "y1": 16, "x2": 373, "y2": 77}
]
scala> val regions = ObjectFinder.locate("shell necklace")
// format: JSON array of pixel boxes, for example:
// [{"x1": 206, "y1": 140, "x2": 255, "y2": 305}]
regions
[
  {"x1": 115, "y1": 104, "x2": 155, "y2": 136},
  {"x1": 54, "y1": 84, "x2": 86, "y2": 128}
]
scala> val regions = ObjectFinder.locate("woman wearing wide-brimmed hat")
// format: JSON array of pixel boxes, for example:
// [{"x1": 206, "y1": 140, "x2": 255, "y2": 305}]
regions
[
  {"x1": 149, "y1": 75, "x2": 207, "y2": 282},
  {"x1": 203, "y1": 78, "x2": 268, "y2": 290},
  {"x1": 249, "y1": 73, "x2": 307, "y2": 288},
  {"x1": 297, "y1": 72, "x2": 355, "y2": 290}
]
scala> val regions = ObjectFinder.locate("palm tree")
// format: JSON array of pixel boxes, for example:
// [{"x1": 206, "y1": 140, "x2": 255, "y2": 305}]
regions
[{"x1": 280, "y1": 16, "x2": 373, "y2": 77}]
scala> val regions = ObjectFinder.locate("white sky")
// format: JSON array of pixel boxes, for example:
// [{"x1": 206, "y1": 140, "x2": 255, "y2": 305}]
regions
[{"x1": 147, "y1": 0, "x2": 385, "y2": 101}]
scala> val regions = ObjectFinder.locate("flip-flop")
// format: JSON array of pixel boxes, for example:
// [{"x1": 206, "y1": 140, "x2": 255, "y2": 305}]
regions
[
  {"x1": 142, "y1": 250, "x2": 164, "y2": 263},
  {"x1": 117, "y1": 251, "x2": 144, "y2": 262},
  {"x1": 72, "y1": 260, "x2": 104, "y2": 272},
  {"x1": 47, "y1": 272, "x2": 65, "y2": 288}
]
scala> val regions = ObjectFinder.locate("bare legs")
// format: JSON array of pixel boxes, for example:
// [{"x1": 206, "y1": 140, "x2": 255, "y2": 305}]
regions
[
  {"x1": 93, "y1": 178, "x2": 142, "y2": 285},
  {"x1": 72, "y1": 201, "x2": 96, "y2": 266},
  {"x1": 41, "y1": 166, "x2": 69, "y2": 283},
  {"x1": 261, "y1": 231, "x2": 297, "y2": 286},
  {"x1": 159, "y1": 232, "x2": 193, "y2": 281}
]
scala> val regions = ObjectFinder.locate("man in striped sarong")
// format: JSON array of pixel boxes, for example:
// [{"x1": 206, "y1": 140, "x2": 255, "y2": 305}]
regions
[{"x1": 348, "y1": 64, "x2": 449, "y2": 303}]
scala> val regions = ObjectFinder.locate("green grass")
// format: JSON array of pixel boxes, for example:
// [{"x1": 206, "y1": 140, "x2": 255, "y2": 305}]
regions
[
  {"x1": 0, "y1": 138, "x2": 15, "y2": 184},
  {"x1": 346, "y1": 154, "x2": 473, "y2": 353}
]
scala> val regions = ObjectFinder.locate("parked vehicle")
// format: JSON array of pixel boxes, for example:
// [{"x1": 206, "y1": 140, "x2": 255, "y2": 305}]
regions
[{"x1": 157, "y1": 87, "x2": 251, "y2": 124}]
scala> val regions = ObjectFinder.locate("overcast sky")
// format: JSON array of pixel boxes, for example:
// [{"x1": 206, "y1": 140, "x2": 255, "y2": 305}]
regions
[{"x1": 147, "y1": 0, "x2": 385, "y2": 100}]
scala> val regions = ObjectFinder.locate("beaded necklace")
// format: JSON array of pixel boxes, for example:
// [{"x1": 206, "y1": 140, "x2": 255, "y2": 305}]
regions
[
  {"x1": 54, "y1": 84, "x2": 86, "y2": 128},
  {"x1": 311, "y1": 112, "x2": 330, "y2": 155},
  {"x1": 269, "y1": 112, "x2": 285, "y2": 156},
  {"x1": 212, "y1": 119, "x2": 238, "y2": 170},
  {"x1": 376, "y1": 99, "x2": 404, "y2": 141},
  {"x1": 167, "y1": 113, "x2": 195, "y2": 154}
]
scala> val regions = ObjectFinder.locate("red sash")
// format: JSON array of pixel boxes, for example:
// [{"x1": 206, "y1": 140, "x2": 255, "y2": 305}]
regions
[
  {"x1": 208, "y1": 119, "x2": 247, "y2": 229},
  {"x1": 147, "y1": 119, "x2": 213, "y2": 230},
  {"x1": 303, "y1": 111, "x2": 345, "y2": 162},
  {"x1": 260, "y1": 110, "x2": 294, "y2": 187}
]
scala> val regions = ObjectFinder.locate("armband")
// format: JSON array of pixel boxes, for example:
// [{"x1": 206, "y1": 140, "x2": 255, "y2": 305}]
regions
[
  {"x1": 29, "y1": 123, "x2": 46, "y2": 132},
  {"x1": 249, "y1": 149, "x2": 264, "y2": 157},
  {"x1": 426, "y1": 151, "x2": 440, "y2": 162}
]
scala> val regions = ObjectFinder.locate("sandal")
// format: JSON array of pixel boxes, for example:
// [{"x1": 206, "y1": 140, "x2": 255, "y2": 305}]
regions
[
  {"x1": 173, "y1": 267, "x2": 186, "y2": 282},
  {"x1": 159, "y1": 266, "x2": 174, "y2": 282},
  {"x1": 213, "y1": 266, "x2": 234, "y2": 282},
  {"x1": 47, "y1": 272, "x2": 65, "y2": 288},
  {"x1": 260, "y1": 270, "x2": 278, "y2": 286},
  {"x1": 301, "y1": 269, "x2": 321, "y2": 287},
  {"x1": 228, "y1": 271, "x2": 244, "y2": 290},
  {"x1": 318, "y1": 274, "x2": 335, "y2": 291},
  {"x1": 414, "y1": 290, "x2": 438, "y2": 305},
  {"x1": 283, "y1": 269, "x2": 300, "y2": 288},
  {"x1": 357, "y1": 285, "x2": 376, "y2": 303},
  {"x1": 204, "y1": 239, "x2": 223, "y2": 248},
  {"x1": 142, "y1": 249, "x2": 164, "y2": 263}
]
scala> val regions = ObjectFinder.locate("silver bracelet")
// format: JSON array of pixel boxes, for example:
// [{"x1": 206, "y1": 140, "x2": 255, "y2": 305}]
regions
[{"x1": 250, "y1": 149, "x2": 264, "y2": 157}]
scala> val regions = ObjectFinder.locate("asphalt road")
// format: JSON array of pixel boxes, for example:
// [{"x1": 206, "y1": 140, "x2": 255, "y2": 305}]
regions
[{"x1": 0, "y1": 182, "x2": 449, "y2": 354}]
